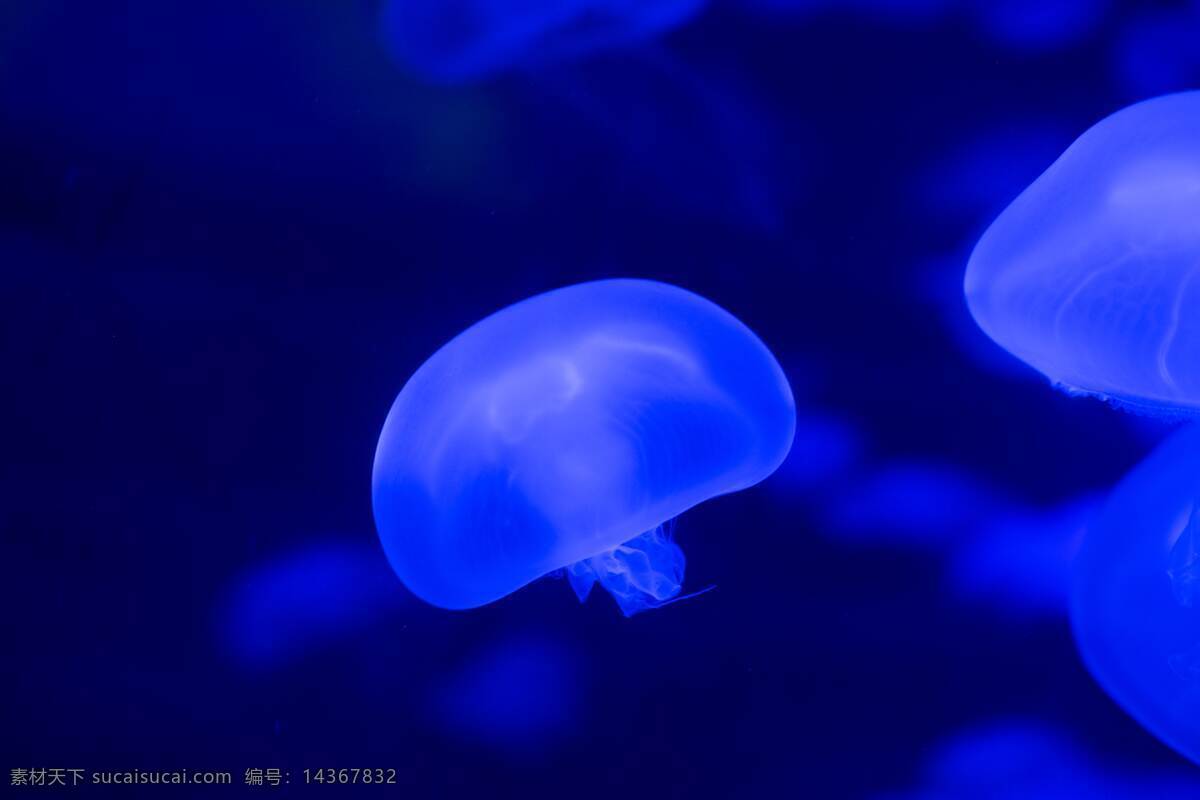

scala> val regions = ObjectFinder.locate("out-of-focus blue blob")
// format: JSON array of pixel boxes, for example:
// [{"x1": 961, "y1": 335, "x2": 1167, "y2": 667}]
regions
[
  {"x1": 431, "y1": 634, "x2": 579, "y2": 751},
  {"x1": 767, "y1": 410, "x2": 864, "y2": 495},
  {"x1": 878, "y1": 718, "x2": 1200, "y2": 799},
  {"x1": 822, "y1": 460, "x2": 1010, "y2": 547},
  {"x1": 217, "y1": 540, "x2": 405, "y2": 670},
  {"x1": 1113, "y1": 8, "x2": 1200, "y2": 100},
  {"x1": 965, "y1": 92, "x2": 1200, "y2": 416},
  {"x1": 373, "y1": 279, "x2": 795, "y2": 615},
  {"x1": 378, "y1": 0, "x2": 706, "y2": 83},
  {"x1": 970, "y1": 0, "x2": 1109, "y2": 53},
  {"x1": 1072, "y1": 424, "x2": 1200, "y2": 765},
  {"x1": 917, "y1": 123, "x2": 1075, "y2": 226},
  {"x1": 948, "y1": 494, "x2": 1099, "y2": 618}
]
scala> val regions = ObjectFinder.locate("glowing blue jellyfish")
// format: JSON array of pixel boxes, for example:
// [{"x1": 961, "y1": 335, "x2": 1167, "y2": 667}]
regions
[
  {"x1": 1071, "y1": 424, "x2": 1200, "y2": 765},
  {"x1": 379, "y1": 0, "x2": 707, "y2": 83},
  {"x1": 372, "y1": 279, "x2": 795, "y2": 616},
  {"x1": 965, "y1": 92, "x2": 1200, "y2": 414}
]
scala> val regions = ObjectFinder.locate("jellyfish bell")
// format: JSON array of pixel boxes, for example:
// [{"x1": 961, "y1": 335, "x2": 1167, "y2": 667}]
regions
[
  {"x1": 372, "y1": 279, "x2": 795, "y2": 615},
  {"x1": 964, "y1": 91, "x2": 1200, "y2": 415},
  {"x1": 1072, "y1": 424, "x2": 1200, "y2": 765}
]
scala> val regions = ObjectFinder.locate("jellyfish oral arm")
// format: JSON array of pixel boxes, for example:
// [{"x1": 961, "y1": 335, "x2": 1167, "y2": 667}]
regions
[{"x1": 565, "y1": 520, "x2": 710, "y2": 616}]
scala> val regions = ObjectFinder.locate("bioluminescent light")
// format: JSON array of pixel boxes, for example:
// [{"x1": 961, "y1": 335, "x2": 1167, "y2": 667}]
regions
[
  {"x1": 965, "y1": 91, "x2": 1200, "y2": 415},
  {"x1": 1072, "y1": 424, "x2": 1200, "y2": 765},
  {"x1": 372, "y1": 279, "x2": 795, "y2": 615},
  {"x1": 379, "y1": 0, "x2": 706, "y2": 82}
]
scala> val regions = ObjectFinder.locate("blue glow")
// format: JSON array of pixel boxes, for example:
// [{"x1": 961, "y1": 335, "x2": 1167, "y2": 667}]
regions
[
  {"x1": 948, "y1": 494, "x2": 1098, "y2": 617},
  {"x1": 378, "y1": 0, "x2": 706, "y2": 82},
  {"x1": 767, "y1": 410, "x2": 864, "y2": 494},
  {"x1": 739, "y1": 0, "x2": 1104, "y2": 51},
  {"x1": 1071, "y1": 423, "x2": 1200, "y2": 765},
  {"x1": 971, "y1": 0, "x2": 1109, "y2": 53},
  {"x1": 432, "y1": 634, "x2": 579, "y2": 750},
  {"x1": 965, "y1": 92, "x2": 1200, "y2": 415},
  {"x1": 885, "y1": 718, "x2": 1200, "y2": 799},
  {"x1": 917, "y1": 123, "x2": 1074, "y2": 226},
  {"x1": 217, "y1": 540, "x2": 404, "y2": 670},
  {"x1": 920, "y1": 252, "x2": 1040, "y2": 381},
  {"x1": 822, "y1": 460, "x2": 1009, "y2": 547},
  {"x1": 372, "y1": 279, "x2": 795, "y2": 613},
  {"x1": 1113, "y1": 8, "x2": 1200, "y2": 100}
]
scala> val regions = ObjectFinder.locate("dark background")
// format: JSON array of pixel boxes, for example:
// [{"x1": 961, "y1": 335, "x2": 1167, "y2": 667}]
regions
[{"x1": 5, "y1": 1, "x2": 1200, "y2": 796}]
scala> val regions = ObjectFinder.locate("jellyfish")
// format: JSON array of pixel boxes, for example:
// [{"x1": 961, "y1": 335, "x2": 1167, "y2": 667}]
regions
[
  {"x1": 378, "y1": 0, "x2": 707, "y2": 83},
  {"x1": 372, "y1": 279, "x2": 795, "y2": 616},
  {"x1": 1071, "y1": 424, "x2": 1200, "y2": 765},
  {"x1": 964, "y1": 91, "x2": 1200, "y2": 415}
]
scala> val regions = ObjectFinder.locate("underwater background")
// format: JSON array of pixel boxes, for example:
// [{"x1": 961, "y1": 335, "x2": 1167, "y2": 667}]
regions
[{"x1": 6, "y1": 0, "x2": 1200, "y2": 796}]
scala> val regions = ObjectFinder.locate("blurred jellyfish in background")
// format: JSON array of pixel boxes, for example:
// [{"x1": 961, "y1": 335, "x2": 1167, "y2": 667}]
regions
[
  {"x1": 767, "y1": 410, "x2": 864, "y2": 496},
  {"x1": 430, "y1": 633, "x2": 581, "y2": 752},
  {"x1": 1113, "y1": 7, "x2": 1200, "y2": 100},
  {"x1": 878, "y1": 718, "x2": 1200, "y2": 799},
  {"x1": 1073, "y1": 424, "x2": 1200, "y2": 765},
  {"x1": 822, "y1": 459, "x2": 1012, "y2": 548},
  {"x1": 734, "y1": 0, "x2": 1108, "y2": 53},
  {"x1": 965, "y1": 91, "x2": 1200, "y2": 415},
  {"x1": 915, "y1": 123, "x2": 1076, "y2": 231},
  {"x1": 372, "y1": 279, "x2": 795, "y2": 616},
  {"x1": 969, "y1": 0, "x2": 1110, "y2": 54},
  {"x1": 948, "y1": 493, "x2": 1099, "y2": 618},
  {"x1": 378, "y1": 0, "x2": 786, "y2": 229},
  {"x1": 820, "y1": 456, "x2": 1098, "y2": 618},
  {"x1": 216, "y1": 539, "x2": 405, "y2": 671},
  {"x1": 378, "y1": 0, "x2": 707, "y2": 83}
]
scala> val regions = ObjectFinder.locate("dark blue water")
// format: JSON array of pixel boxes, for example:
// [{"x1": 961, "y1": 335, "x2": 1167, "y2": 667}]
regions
[{"x1": 5, "y1": 1, "x2": 1199, "y2": 796}]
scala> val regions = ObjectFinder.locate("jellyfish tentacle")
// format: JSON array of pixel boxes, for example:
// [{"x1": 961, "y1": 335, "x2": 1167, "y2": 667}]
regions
[{"x1": 566, "y1": 520, "x2": 695, "y2": 616}]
